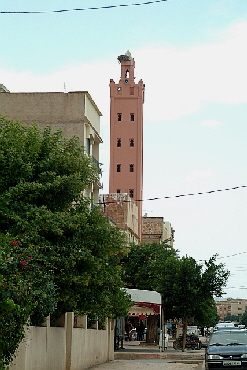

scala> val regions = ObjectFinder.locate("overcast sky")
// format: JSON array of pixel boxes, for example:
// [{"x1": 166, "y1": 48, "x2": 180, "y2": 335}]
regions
[{"x1": 1, "y1": 0, "x2": 247, "y2": 299}]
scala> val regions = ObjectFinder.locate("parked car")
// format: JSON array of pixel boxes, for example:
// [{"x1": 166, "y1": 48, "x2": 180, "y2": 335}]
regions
[
  {"x1": 215, "y1": 322, "x2": 235, "y2": 330},
  {"x1": 205, "y1": 329, "x2": 247, "y2": 370}
]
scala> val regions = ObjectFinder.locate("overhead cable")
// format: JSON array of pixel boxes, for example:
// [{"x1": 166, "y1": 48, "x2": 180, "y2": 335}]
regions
[
  {"x1": 216, "y1": 251, "x2": 247, "y2": 260},
  {"x1": 198, "y1": 251, "x2": 247, "y2": 262},
  {"x1": 99, "y1": 185, "x2": 247, "y2": 204},
  {"x1": 0, "y1": 0, "x2": 167, "y2": 14}
]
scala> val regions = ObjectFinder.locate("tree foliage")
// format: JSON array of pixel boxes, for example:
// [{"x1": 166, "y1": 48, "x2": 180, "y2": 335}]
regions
[
  {"x1": 122, "y1": 241, "x2": 177, "y2": 290},
  {"x1": 154, "y1": 254, "x2": 229, "y2": 350},
  {"x1": 192, "y1": 297, "x2": 219, "y2": 328},
  {"x1": 0, "y1": 116, "x2": 132, "y2": 367},
  {"x1": 122, "y1": 242, "x2": 229, "y2": 349},
  {"x1": 240, "y1": 312, "x2": 247, "y2": 327},
  {"x1": 158, "y1": 255, "x2": 229, "y2": 317},
  {"x1": 224, "y1": 314, "x2": 240, "y2": 323}
]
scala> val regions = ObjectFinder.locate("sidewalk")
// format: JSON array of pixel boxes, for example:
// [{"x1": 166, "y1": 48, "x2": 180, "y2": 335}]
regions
[
  {"x1": 89, "y1": 361, "x2": 202, "y2": 370},
  {"x1": 114, "y1": 338, "x2": 206, "y2": 361},
  {"x1": 88, "y1": 338, "x2": 207, "y2": 369}
]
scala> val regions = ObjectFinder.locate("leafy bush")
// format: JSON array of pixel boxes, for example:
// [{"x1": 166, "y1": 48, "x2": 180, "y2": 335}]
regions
[
  {"x1": 0, "y1": 234, "x2": 57, "y2": 367},
  {"x1": 0, "y1": 116, "x2": 131, "y2": 368}
]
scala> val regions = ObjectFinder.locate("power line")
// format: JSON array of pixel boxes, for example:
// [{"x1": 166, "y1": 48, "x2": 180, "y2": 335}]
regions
[
  {"x1": 197, "y1": 251, "x2": 247, "y2": 262},
  {"x1": 224, "y1": 286, "x2": 247, "y2": 290},
  {"x1": 0, "y1": 0, "x2": 167, "y2": 14},
  {"x1": 99, "y1": 185, "x2": 247, "y2": 204},
  {"x1": 216, "y1": 251, "x2": 247, "y2": 260}
]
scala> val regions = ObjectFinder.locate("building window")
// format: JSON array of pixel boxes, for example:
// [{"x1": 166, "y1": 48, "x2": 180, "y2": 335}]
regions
[
  {"x1": 238, "y1": 307, "x2": 242, "y2": 310},
  {"x1": 125, "y1": 69, "x2": 129, "y2": 78},
  {"x1": 130, "y1": 138, "x2": 134, "y2": 147},
  {"x1": 130, "y1": 114, "x2": 134, "y2": 121},
  {"x1": 117, "y1": 164, "x2": 121, "y2": 172},
  {"x1": 117, "y1": 189, "x2": 121, "y2": 193},
  {"x1": 86, "y1": 138, "x2": 90, "y2": 154},
  {"x1": 130, "y1": 164, "x2": 134, "y2": 172},
  {"x1": 228, "y1": 306, "x2": 231, "y2": 310},
  {"x1": 117, "y1": 138, "x2": 121, "y2": 147},
  {"x1": 129, "y1": 189, "x2": 134, "y2": 198},
  {"x1": 118, "y1": 113, "x2": 122, "y2": 121},
  {"x1": 117, "y1": 87, "x2": 122, "y2": 94},
  {"x1": 130, "y1": 87, "x2": 134, "y2": 95}
]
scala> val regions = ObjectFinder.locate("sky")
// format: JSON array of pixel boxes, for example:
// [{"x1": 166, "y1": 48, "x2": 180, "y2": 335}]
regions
[{"x1": 1, "y1": 0, "x2": 247, "y2": 299}]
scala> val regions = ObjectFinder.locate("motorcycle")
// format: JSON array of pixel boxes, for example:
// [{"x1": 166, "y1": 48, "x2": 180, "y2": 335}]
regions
[{"x1": 173, "y1": 334, "x2": 202, "y2": 350}]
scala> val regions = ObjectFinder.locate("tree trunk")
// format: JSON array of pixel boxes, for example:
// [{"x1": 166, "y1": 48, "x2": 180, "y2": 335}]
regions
[
  {"x1": 146, "y1": 315, "x2": 159, "y2": 344},
  {"x1": 182, "y1": 317, "x2": 188, "y2": 352}
]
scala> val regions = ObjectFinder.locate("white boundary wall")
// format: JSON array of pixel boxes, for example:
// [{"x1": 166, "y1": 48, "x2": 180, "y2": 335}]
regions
[{"x1": 9, "y1": 313, "x2": 115, "y2": 370}]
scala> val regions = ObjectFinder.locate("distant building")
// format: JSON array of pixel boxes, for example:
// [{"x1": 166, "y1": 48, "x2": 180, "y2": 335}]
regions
[
  {"x1": 215, "y1": 298, "x2": 247, "y2": 321},
  {"x1": 142, "y1": 216, "x2": 175, "y2": 246},
  {"x1": 99, "y1": 193, "x2": 139, "y2": 244},
  {"x1": 109, "y1": 51, "x2": 145, "y2": 240},
  {"x1": 0, "y1": 89, "x2": 102, "y2": 203}
]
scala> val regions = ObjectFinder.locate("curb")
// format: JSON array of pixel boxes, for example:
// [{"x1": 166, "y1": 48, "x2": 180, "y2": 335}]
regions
[{"x1": 114, "y1": 352, "x2": 204, "y2": 360}]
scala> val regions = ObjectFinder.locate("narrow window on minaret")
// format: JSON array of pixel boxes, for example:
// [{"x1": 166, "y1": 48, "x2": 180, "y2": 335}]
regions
[
  {"x1": 130, "y1": 114, "x2": 134, "y2": 121},
  {"x1": 130, "y1": 164, "x2": 134, "y2": 172},
  {"x1": 125, "y1": 69, "x2": 129, "y2": 78},
  {"x1": 118, "y1": 113, "x2": 122, "y2": 121},
  {"x1": 130, "y1": 87, "x2": 134, "y2": 95},
  {"x1": 117, "y1": 164, "x2": 121, "y2": 172},
  {"x1": 117, "y1": 189, "x2": 121, "y2": 193},
  {"x1": 129, "y1": 189, "x2": 134, "y2": 198},
  {"x1": 130, "y1": 139, "x2": 134, "y2": 147},
  {"x1": 117, "y1": 87, "x2": 122, "y2": 95},
  {"x1": 117, "y1": 138, "x2": 121, "y2": 147}
]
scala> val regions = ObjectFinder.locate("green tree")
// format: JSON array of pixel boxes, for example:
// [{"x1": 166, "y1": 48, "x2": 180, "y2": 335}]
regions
[
  {"x1": 224, "y1": 314, "x2": 240, "y2": 323},
  {"x1": 240, "y1": 312, "x2": 247, "y2": 327},
  {"x1": 192, "y1": 297, "x2": 219, "y2": 328},
  {"x1": 0, "y1": 116, "x2": 131, "y2": 368},
  {"x1": 122, "y1": 241, "x2": 177, "y2": 290},
  {"x1": 157, "y1": 255, "x2": 229, "y2": 350},
  {"x1": 122, "y1": 244, "x2": 229, "y2": 349},
  {"x1": 122, "y1": 241, "x2": 177, "y2": 342},
  {"x1": 0, "y1": 115, "x2": 98, "y2": 237},
  {"x1": 0, "y1": 233, "x2": 57, "y2": 368}
]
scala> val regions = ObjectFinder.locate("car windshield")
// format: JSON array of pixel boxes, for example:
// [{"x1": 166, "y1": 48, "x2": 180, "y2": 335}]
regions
[{"x1": 209, "y1": 332, "x2": 247, "y2": 346}]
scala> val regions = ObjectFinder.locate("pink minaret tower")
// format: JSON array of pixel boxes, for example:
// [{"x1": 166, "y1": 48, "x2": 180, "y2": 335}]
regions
[{"x1": 109, "y1": 51, "x2": 145, "y2": 240}]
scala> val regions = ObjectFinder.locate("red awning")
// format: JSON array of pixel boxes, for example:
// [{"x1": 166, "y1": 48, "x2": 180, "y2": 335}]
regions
[{"x1": 135, "y1": 301, "x2": 161, "y2": 314}]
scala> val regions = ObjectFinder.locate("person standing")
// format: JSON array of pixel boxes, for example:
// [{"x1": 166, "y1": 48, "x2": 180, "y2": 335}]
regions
[
  {"x1": 125, "y1": 321, "x2": 132, "y2": 341},
  {"x1": 139, "y1": 321, "x2": 145, "y2": 341}
]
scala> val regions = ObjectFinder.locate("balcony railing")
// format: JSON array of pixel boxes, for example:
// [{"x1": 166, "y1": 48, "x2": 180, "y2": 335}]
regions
[{"x1": 92, "y1": 155, "x2": 101, "y2": 169}]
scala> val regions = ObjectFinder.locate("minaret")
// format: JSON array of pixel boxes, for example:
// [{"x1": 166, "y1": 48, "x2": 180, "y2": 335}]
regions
[{"x1": 109, "y1": 51, "x2": 145, "y2": 240}]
